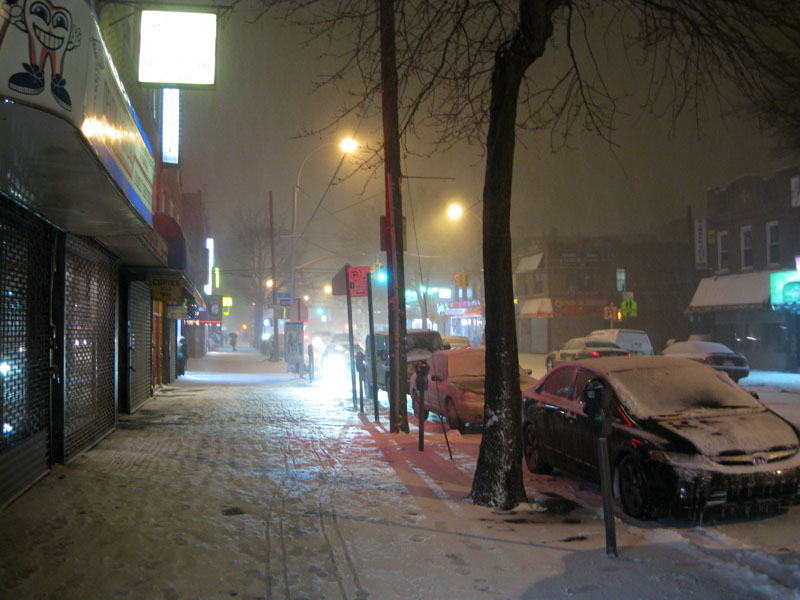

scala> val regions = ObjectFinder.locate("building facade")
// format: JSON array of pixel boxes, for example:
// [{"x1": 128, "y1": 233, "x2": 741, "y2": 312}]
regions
[
  {"x1": 689, "y1": 165, "x2": 800, "y2": 371},
  {"x1": 0, "y1": 0, "x2": 205, "y2": 508},
  {"x1": 515, "y1": 237, "x2": 693, "y2": 354}
]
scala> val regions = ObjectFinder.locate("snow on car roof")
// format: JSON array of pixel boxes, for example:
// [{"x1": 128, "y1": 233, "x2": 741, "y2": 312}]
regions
[
  {"x1": 663, "y1": 341, "x2": 734, "y2": 354},
  {"x1": 572, "y1": 356, "x2": 762, "y2": 418}
]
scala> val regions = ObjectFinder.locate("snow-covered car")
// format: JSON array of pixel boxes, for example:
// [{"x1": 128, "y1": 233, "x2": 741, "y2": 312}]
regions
[
  {"x1": 522, "y1": 356, "x2": 800, "y2": 519},
  {"x1": 410, "y1": 348, "x2": 537, "y2": 432},
  {"x1": 661, "y1": 340, "x2": 749, "y2": 382},
  {"x1": 545, "y1": 337, "x2": 629, "y2": 370},
  {"x1": 364, "y1": 329, "x2": 447, "y2": 396},
  {"x1": 322, "y1": 333, "x2": 364, "y2": 377},
  {"x1": 441, "y1": 335, "x2": 472, "y2": 350}
]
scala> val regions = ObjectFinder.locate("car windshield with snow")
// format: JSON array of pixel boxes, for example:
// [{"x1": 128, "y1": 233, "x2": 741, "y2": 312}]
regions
[{"x1": 522, "y1": 356, "x2": 800, "y2": 520}]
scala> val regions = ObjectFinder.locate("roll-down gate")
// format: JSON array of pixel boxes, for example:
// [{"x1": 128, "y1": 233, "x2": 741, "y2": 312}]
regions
[
  {"x1": 126, "y1": 280, "x2": 152, "y2": 412},
  {"x1": 63, "y1": 236, "x2": 117, "y2": 462},
  {"x1": 0, "y1": 197, "x2": 54, "y2": 508}
]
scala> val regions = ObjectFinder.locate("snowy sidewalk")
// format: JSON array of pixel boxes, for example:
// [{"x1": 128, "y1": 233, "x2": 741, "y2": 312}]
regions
[{"x1": 0, "y1": 350, "x2": 798, "y2": 599}]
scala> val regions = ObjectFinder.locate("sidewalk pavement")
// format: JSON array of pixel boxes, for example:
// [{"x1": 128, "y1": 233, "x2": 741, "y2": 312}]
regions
[{"x1": 1, "y1": 349, "x2": 798, "y2": 599}]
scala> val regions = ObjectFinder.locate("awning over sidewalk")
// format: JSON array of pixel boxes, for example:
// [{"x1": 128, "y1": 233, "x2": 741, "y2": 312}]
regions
[
  {"x1": 686, "y1": 271, "x2": 775, "y2": 313},
  {"x1": 515, "y1": 252, "x2": 543, "y2": 274},
  {"x1": 519, "y1": 296, "x2": 607, "y2": 318}
]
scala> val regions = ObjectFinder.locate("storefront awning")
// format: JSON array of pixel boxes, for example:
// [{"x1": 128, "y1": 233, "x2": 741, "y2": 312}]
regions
[
  {"x1": 0, "y1": 2, "x2": 153, "y2": 237},
  {"x1": 515, "y1": 252, "x2": 543, "y2": 274},
  {"x1": 686, "y1": 271, "x2": 775, "y2": 313},
  {"x1": 520, "y1": 297, "x2": 607, "y2": 318}
]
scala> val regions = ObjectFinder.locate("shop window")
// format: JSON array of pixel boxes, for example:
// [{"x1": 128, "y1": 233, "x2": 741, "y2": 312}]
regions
[
  {"x1": 740, "y1": 226, "x2": 753, "y2": 269},
  {"x1": 717, "y1": 231, "x2": 729, "y2": 271},
  {"x1": 767, "y1": 221, "x2": 780, "y2": 265}
]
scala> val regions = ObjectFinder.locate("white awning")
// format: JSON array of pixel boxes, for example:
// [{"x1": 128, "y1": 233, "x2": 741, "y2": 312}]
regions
[
  {"x1": 519, "y1": 298, "x2": 553, "y2": 318},
  {"x1": 686, "y1": 271, "x2": 775, "y2": 313},
  {"x1": 515, "y1": 252, "x2": 543, "y2": 274}
]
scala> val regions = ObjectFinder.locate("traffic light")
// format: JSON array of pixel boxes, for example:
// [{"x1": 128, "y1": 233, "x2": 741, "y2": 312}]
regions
[{"x1": 454, "y1": 271, "x2": 468, "y2": 288}]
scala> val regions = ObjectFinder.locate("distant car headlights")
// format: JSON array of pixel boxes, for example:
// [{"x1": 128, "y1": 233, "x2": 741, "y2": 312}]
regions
[{"x1": 322, "y1": 353, "x2": 347, "y2": 378}]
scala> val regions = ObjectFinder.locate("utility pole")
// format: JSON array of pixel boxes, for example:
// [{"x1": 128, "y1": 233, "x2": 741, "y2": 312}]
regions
[
  {"x1": 269, "y1": 191, "x2": 279, "y2": 360},
  {"x1": 379, "y1": 0, "x2": 409, "y2": 433}
]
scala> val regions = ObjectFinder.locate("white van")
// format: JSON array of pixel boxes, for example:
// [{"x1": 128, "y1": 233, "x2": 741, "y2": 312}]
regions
[{"x1": 586, "y1": 329, "x2": 654, "y2": 356}]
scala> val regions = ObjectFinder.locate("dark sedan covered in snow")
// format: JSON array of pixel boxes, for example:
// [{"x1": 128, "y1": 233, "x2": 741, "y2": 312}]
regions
[
  {"x1": 522, "y1": 356, "x2": 800, "y2": 519},
  {"x1": 545, "y1": 337, "x2": 629, "y2": 370},
  {"x1": 661, "y1": 340, "x2": 749, "y2": 382}
]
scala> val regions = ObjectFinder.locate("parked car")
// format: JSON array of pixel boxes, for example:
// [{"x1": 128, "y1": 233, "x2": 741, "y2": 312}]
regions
[
  {"x1": 586, "y1": 329, "x2": 654, "y2": 356},
  {"x1": 322, "y1": 333, "x2": 364, "y2": 376},
  {"x1": 364, "y1": 329, "x2": 447, "y2": 396},
  {"x1": 442, "y1": 335, "x2": 472, "y2": 350},
  {"x1": 661, "y1": 340, "x2": 749, "y2": 382},
  {"x1": 545, "y1": 337, "x2": 629, "y2": 370},
  {"x1": 410, "y1": 348, "x2": 537, "y2": 431},
  {"x1": 522, "y1": 356, "x2": 800, "y2": 519},
  {"x1": 311, "y1": 330, "x2": 334, "y2": 354}
]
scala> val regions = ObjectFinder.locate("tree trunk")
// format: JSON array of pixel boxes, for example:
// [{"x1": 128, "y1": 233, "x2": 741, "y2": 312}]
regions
[{"x1": 471, "y1": 1, "x2": 559, "y2": 509}]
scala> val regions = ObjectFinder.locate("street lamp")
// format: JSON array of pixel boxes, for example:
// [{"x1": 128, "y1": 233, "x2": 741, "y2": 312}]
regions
[{"x1": 289, "y1": 138, "x2": 358, "y2": 307}]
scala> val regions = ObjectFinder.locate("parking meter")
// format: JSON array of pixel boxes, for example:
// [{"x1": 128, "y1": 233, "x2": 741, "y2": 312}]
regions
[
  {"x1": 414, "y1": 360, "x2": 430, "y2": 392},
  {"x1": 583, "y1": 378, "x2": 612, "y2": 437},
  {"x1": 582, "y1": 377, "x2": 617, "y2": 557},
  {"x1": 414, "y1": 360, "x2": 430, "y2": 451}
]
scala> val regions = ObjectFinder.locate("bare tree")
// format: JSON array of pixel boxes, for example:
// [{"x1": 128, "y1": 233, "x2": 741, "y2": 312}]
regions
[
  {"x1": 226, "y1": 199, "x2": 291, "y2": 347},
  {"x1": 247, "y1": 0, "x2": 800, "y2": 508}
]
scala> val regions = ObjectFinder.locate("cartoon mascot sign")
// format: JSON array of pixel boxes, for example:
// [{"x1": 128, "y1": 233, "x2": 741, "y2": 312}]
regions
[{"x1": 1, "y1": 0, "x2": 80, "y2": 111}]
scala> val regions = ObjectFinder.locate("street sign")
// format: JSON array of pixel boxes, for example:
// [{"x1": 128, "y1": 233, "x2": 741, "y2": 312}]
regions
[
  {"x1": 279, "y1": 299, "x2": 292, "y2": 307},
  {"x1": 620, "y1": 296, "x2": 638, "y2": 317},
  {"x1": 603, "y1": 305, "x2": 616, "y2": 321},
  {"x1": 348, "y1": 266, "x2": 370, "y2": 297}
]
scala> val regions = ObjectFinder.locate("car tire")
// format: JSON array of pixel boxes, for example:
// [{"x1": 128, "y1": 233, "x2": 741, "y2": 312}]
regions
[
  {"x1": 545, "y1": 357, "x2": 554, "y2": 371},
  {"x1": 523, "y1": 424, "x2": 553, "y2": 474},
  {"x1": 616, "y1": 455, "x2": 651, "y2": 520},
  {"x1": 445, "y1": 398, "x2": 462, "y2": 432},
  {"x1": 412, "y1": 391, "x2": 429, "y2": 421}
]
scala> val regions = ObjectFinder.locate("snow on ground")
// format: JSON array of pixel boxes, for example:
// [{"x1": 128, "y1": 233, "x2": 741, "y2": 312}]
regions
[{"x1": 0, "y1": 349, "x2": 798, "y2": 599}]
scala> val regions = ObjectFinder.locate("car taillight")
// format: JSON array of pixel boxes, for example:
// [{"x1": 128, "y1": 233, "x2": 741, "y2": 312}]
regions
[{"x1": 591, "y1": 351, "x2": 600, "y2": 357}]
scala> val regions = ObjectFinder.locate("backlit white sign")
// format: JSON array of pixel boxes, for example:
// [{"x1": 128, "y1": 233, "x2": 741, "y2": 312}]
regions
[
  {"x1": 139, "y1": 11, "x2": 217, "y2": 86},
  {"x1": 162, "y1": 88, "x2": 180, "y2": 164}
]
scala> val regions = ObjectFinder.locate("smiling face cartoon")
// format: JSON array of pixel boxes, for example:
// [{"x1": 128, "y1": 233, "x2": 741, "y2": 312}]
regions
[{"x1": 7, "y1": 0, "x2": 78, "y2": 110}]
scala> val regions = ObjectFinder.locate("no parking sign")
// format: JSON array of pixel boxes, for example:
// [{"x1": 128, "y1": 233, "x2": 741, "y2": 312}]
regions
[{"x1": 348, "y1": 266, "x2": 370, "y2": 297}]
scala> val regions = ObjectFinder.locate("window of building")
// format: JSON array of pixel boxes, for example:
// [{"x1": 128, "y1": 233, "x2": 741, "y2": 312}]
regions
[
  {"x1": 616, "y1": 268, "x2": 626, "y2": 292},
  {"x1": 767, "y1": 221, "x2": 780, "y2": 265},
  {"x1": 717, "y1": 231, "x2": 729, "y2": 271},
  {"x1": 740, "y1": 226, "x2": 753, "y2": 269}
]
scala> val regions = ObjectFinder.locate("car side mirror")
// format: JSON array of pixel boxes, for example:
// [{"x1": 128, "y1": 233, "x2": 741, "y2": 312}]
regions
[{"x1": 443, "y1": 343, "x2": 451, "y2": 350}]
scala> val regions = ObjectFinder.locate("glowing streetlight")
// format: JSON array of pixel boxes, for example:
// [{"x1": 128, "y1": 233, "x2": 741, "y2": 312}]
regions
[
  {"x1": 447, "y1": 202, "x2": 464, "y2": 220},
  {"x1": 324, "y1": 284, "x2": 333, "y2": 294},
  {"x1": 290, "y1": 138, "x2": 359, "y2": 305},
  {"x1": 265, "y1": 278, "x2": 274, "y2": 289}
]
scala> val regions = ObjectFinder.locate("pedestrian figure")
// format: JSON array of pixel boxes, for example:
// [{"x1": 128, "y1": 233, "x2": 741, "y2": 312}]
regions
[
  {"x1": 177, "y1": 337, "x2": 188, "y2": 376},
  {"x1": 228, "y1": 331, "x2": 238, "y2": 352},
  {"x1": 307, "y1": 344, "x2": 314, "y2": 382}
]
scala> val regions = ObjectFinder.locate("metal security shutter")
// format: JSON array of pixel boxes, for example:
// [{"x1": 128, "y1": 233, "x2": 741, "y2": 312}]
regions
[
  {"x1": 63, "y1": 236, "x2": 117, "y2": 462},
  {"x1": 0, "y1": 196, "x2": 54, "y2": 508},
  {"x1": 127, "y1": 280, "x2": 151, "y2": 412}
]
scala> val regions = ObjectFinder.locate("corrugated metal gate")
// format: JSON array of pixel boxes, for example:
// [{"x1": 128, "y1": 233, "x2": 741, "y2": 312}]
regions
[
  {"x1": 127, "y1": 280, "x2": 151, "y2": 412},
  {"x1": 0, "y1": 197, "x2": 54, "y2": 508},
  {"x1": 63, "y1": 236, "x2": 117, "y2": 462}
]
